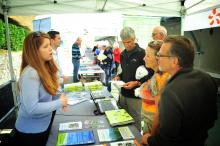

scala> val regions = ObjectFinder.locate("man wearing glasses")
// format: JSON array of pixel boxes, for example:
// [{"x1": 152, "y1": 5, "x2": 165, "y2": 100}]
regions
[
  {"x1": 142, "y1": 35, "x2": 217, "y2": 146},
  {"x1": 152, "y1": 26, "x2": 167, "y2": 41}
]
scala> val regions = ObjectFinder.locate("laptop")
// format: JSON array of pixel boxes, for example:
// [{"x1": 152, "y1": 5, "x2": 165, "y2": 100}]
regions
[
  {"x1": 95, "y1": 99, "x2": 119, "y2": 114},
  {"x1": 90, "y1": 90, "x2": 106, "y2": 100}
]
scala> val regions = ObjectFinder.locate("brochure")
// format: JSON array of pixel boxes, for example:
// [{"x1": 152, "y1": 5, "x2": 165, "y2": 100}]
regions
[
  {"x1": 105, "y1": 109, "x2": 134, "y2": 126},
  {"x1": 64, "y1": 82, "x2": 84, "y2": 92},
  {"x1": 56, "y1": 130, "x2": 95, "y2": 146},
  {"x1": 97, "y1": 128, "x2": 123, "y2": 142},
  {"x1": 110, "y1": 139, "x2": 140, "y2": 146},
  {"x1": 84, "y1": 119, "x2": 105, "y2": 129},
  {"x1": 118, "y1": 126, "x2": 134, "y2": 140},
  {"x1": 66, "y1": 92, "x2": 88, "y2": 105},
  {"x1": 59, "y1": 121, "x2": 82, "y2": 131}
]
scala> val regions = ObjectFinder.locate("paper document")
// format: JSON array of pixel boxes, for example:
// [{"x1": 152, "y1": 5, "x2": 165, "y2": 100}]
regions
[
  {"x1": 110, "y1": 80, "x2": 125, "y2": 88},
  {"x1": 118, "y1": 127, "x2": 135, "y2": 140},
  {"x1": 110, "y1": 140, "x2": 140, "y2": 146},
  {"x1": 97, "y1": 128, "x2": 123, "y2": 142},
  {"x1": 66, "y1": 92, "x2": 88, "y2": 105},
  {"x1": 97, "y1": 53, "x2": 107, "y2": 61}
]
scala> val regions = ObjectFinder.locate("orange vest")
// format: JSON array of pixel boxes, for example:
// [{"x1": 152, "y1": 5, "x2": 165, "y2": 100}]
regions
[{"x1": 141, "y1": 72, "x2": 169, "y2": 113}]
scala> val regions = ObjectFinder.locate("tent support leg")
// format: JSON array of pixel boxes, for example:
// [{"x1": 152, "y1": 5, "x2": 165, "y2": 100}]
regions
[{"x1": 3, "y1": 4, "x2": 18, "y2": 107}]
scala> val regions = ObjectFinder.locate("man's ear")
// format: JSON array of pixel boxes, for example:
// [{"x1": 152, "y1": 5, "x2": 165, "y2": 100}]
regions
[
  {"x1": 173, "y1": 56, "x2": 179, "y2": 66},
  {"x1": 50, "y1": 39, "x2": 54, "y2": 44}
]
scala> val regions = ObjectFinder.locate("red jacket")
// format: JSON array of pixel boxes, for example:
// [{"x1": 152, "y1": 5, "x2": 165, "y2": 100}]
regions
[{"x1": 113, "y1": 47, "x2": 121, "y2": 63}]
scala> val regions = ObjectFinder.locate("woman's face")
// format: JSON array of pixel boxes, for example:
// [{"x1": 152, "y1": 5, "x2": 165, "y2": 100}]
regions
[
  {"x1": 38, "y1": 38, "x2": 53, "y2": 62},
  {"x1": 144, "y1": 47, "x2": 158, "y2": 70}
]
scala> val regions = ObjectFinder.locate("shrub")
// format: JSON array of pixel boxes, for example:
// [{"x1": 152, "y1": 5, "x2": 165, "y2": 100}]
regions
[{"x1": 0, "y1": 19, "x2": 29, "y2": 51}]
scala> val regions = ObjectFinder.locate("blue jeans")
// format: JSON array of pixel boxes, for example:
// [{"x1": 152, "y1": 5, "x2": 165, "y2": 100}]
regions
[
  {"x1": 72, "y1": 59, "x2": 80, "y2": 82},
  {"x1": 103, "y1": 66, "x2": 111, "y2": 91}
]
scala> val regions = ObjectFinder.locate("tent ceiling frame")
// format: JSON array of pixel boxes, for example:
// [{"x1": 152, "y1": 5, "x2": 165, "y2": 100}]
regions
[
  {"x1": 108, "y1": 0, "x2": 180, "y2": 16},
  {"x1": 186, "y1": 0, "x2": 205, "y2": 11},
  {"x1": 100, "y1": 0, "x2": 108, "y2": 12},
  {"x1": 187, "y1": 4, "x2": 220, "y2": 16}
]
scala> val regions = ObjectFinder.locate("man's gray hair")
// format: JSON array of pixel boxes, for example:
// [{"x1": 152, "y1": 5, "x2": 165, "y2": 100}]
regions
[{"x1": 120, "y1": 27, "x2": 136, "y2": 40}]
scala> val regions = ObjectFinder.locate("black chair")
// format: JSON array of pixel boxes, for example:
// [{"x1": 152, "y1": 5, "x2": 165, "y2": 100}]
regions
[{"x1": 0, "y1": 81, "x2": 17, "y2": 146}]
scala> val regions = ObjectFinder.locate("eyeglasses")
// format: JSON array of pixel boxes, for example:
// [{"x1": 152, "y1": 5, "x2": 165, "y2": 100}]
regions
[
  {"x1": 156, "y1": 52, "x2": 175, "y2": 58},
  {"x1": 152, "y1": 32, "x2": 161, "y2": 37}
]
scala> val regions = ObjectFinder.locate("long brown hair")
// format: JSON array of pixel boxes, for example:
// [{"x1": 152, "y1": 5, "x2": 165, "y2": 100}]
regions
[{"x1": 20, "y1": 31, "x2": 59, "y2": 96}]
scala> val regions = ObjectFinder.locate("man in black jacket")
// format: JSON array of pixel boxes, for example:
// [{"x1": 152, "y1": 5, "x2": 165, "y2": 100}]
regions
[
  {"x1": 142, "y1": 35, "x2": 217, "y2": 146},
  {"x1": 113, "y1": 27, "x2": 146, "y2": 131}
]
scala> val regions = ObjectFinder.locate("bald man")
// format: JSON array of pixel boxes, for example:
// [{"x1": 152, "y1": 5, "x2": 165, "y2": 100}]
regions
[{"x1": 152, "y1": 26, "x2": 167, "y2": 41}]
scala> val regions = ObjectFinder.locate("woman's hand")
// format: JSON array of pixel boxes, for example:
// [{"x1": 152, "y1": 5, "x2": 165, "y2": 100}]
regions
[
  {"x1": 60, "y1": 93, "x2": 68, "y2": 112},
  {"x1": 142, "y1": 133, "x2": 151, "y2": 145}
]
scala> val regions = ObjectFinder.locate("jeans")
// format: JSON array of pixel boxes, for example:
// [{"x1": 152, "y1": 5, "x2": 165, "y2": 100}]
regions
[
  {"x1": 72, "y1": 59, "x2": 80, "y2": 82},
  {"x1": 104, "y1": 66, "x2": 112, "y2": 91}
]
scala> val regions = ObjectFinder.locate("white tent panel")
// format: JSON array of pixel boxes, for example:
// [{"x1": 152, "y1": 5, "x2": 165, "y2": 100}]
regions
[
  {"x1": 184, "y1": 7, "x2": 220, "y2": 31},
  {"x1": 0, "y1": 0, "x2": 217, "y2": 17},
  {"x1": 185, "y1": 0, "x2": 220, "y2": 15},
  {"x1": 1, "y1": 0, "x2": 180, "y2": 17}
]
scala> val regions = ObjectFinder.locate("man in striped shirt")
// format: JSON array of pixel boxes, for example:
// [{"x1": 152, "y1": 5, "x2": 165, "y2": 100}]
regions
[{"x1": 72, "y1": 37, "x2": 82, "y2": 82}]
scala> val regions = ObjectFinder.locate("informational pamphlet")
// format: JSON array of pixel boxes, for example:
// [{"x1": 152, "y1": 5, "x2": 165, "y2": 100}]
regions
[
  {"x1": 97, "y1": 128, "x2": 123, "y2": 142},
  {"x1": 105, "y1": 109, "x2": 134, "y2": 126},
  {"x1": 56, "y1": 130, "x2": 95, "y2": 146},
  {"x1": 118, "y1": 126, "x2": 135, "y2": 140},
  {"x1": 110, "y1": 140, "x2": 140, "y2": 146},
  {"x1": 59, "y1": 121, "x2": 82, "y2": 131}
]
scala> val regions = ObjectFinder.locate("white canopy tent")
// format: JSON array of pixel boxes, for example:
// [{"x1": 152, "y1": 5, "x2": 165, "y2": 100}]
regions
[
  {"x1": 0, "y1": 0, "x2": 220, "y2": 104},
  {"x1": 0, "y1": 0, "x2": 219, "y2": 17}
]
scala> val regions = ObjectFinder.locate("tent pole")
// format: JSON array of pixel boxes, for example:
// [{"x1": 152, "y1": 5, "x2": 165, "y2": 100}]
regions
[
  {"x1": 180, "y1": 0, "x2": 186, "y2": 36},
  {"x1": 3, "y1": 3, "x2": 18, "y2": 106},
  {"x1": 180, "y1": 14, "x2": 185, "y2": 35}
]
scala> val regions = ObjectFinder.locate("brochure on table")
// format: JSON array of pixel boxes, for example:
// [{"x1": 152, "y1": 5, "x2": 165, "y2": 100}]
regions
[{"x1": 105, "y1": 109, "x2": 134, "y2": 126}]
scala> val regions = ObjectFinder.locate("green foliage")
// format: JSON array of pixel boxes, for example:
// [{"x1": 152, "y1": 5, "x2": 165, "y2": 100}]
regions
[
  {"x1": 0, "y1": 19, "x2": 6, "y2": 49},
  {"x1": 0, "y1": 19, "x2": 29, "y2": 51}
]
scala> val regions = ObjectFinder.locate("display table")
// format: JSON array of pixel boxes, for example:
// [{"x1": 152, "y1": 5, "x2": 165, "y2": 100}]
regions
[
  {"x1": 46, "y1": 89, "x2": 142, "y2": 146},
  {"x1": 78, "y1": 64, "x2": 105, "y2": 82}
]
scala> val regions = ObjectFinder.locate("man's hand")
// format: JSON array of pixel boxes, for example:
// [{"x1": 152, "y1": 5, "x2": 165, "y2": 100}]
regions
[
  {"x1": 113, "y1": 76, "x2": 120, "y2": 81},
  {"x1": 123, "y1": 81, "x2": 139, "y2": 89},
  {"x1": 142, "y1": 133, "x2": 151, "y2": 145}
]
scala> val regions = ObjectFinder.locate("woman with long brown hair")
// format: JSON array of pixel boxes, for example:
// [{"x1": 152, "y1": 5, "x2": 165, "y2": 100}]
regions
[{"x1": 13, "y1": 32, "x2": 68, "y2": 146}]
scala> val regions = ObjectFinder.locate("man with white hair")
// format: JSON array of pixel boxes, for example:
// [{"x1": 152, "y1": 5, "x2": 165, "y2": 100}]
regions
[{"x1": 152, "y1": 26, "x2": 167, "y2": 41}]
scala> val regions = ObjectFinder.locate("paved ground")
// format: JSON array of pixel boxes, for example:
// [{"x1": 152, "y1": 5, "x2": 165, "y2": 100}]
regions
[{"x1": 0, "y1": 50, "x2": 21, "y2": 84}]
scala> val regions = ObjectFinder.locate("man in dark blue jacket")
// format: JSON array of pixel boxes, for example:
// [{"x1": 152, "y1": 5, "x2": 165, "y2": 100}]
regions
[
  {"x1": 142, "y1": 35, "x2": 217, "y2": 146},
  {"x1": 113, "y1": 27, "x2": 148, "y2": 131}
]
